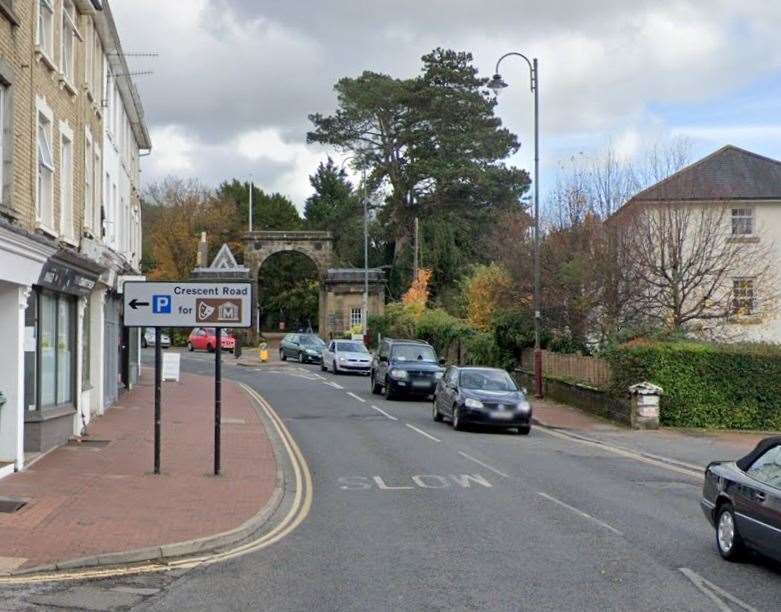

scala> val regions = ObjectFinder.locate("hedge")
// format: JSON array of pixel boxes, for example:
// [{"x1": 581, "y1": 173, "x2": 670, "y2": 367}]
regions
[{"x1": 605, "y1": 341, "x2": 781, "y2": 430}]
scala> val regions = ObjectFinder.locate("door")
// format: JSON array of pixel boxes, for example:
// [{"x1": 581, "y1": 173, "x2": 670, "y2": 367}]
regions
[
  {"x1": 742, "y1": 445, "x2": 781, "y2": 555},
  {"x1": 103, "y1": 295, "x2": 121, "y2": 409},
  {"x1": 377, "y1": 341, "x2": 390, "y2": 382},
  {"x1": 327, "y1": 341, "x2": 336, "y2": 368},
  {"x1": 442, "y1": 367, "x2": 459, "y2": 416}
]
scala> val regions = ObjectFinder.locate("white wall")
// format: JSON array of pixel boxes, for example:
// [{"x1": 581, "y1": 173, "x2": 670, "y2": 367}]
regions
[{"x1": 0, "y1": 283, "x2": 28, "y2": 470}]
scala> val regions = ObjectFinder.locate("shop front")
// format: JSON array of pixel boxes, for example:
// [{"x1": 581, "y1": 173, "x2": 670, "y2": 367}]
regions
[{"x1": 24, "y1": 251, "x2": 102, "y2": 454}]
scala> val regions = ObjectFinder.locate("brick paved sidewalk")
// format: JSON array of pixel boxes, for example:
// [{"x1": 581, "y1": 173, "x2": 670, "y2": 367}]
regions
[{"x1": 0, "y1": 372, "x2": 277, "y2": 572}]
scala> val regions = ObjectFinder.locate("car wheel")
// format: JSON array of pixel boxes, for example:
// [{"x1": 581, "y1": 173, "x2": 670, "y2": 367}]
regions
[
  {"x1": 384, "y1": 378, "x2": 396, "y2": 401},
  {"x1": 332, "y1": 361, "x2": 338, "y2": 375},
  {"x1": 452, "y1": 405, "x2": 465, "y2": 431},
  {"x1": 371, "y1": 373, "x2": 382, "y2": 395},
  {"x1": 187, "y1": 342, "x2": 194, "y2": 352},
  {"x1": 433, "y1": 401, "x2": 443, "y2": 422},
  {"x1": 299, "y1": 351, "x2": 306, "y2": 364},
  {"x1": 516, "y1": 425, "x2": 531, "y2": 435},
  {"x1": 716, "y1": 503, "x2": 745, "y2": 561},
  {"x1": 280, "y1": 350, "x2": 287, "y2": 361},
  {"x1": 321, "y1": 361, "x2": 326, "y2": 371}
]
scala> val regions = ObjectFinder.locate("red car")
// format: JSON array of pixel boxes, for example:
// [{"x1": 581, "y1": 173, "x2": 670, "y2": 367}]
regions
[{"x1": 187, "y1": 328, "x2": 235, "y2": 353}]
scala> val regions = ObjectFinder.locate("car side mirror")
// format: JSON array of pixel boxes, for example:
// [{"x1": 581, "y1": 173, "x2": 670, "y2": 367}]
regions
[
  {"x1": 439, "y1": 358, "x2": 446, "y2": 365},
  {"x1": 522, "y1": 388, "x2": 528, "y2": 395}
]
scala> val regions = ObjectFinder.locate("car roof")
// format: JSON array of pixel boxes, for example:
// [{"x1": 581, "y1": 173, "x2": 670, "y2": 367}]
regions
[
  {"x1": 457, "y1": 367, "x2": 508, "y2": 373},
  {"x1": 387, "y1": 338, "x2": 432, "y2": 346}
]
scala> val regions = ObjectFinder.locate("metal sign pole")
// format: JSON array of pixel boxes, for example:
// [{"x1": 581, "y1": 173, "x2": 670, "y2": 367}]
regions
[
  {"x1": 214, "y1": 328, "x2": 222, "y2": 475},
  {"x1": 154, "y1": 327, "x2": 162, "y2": 474}
]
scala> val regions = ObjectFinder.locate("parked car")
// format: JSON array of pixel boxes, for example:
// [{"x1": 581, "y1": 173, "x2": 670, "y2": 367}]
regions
[
  {"x1": 279, "y1": 333, "x2": 326, "y2": 364},
  {"x1": 142, "y1": 328, "x2": 171, "y2": 349},
  {"x1": 322, "y1": 340, "x2": 371, "y2": 375},
  {"x1": 701, "y1": 436, "x2": 781, "y2": 563},
  {"x1": 370, "y1": 339, "x2": 444, "y2": 400},
  {"x1": 433, "y1": 366, "x2": 532, "y2": 435},
  {"x1": 187, "y1": 327, "x2": 235, "y2": 353}
]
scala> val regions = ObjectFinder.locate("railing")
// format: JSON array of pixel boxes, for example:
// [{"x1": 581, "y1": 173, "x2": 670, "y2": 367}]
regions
[{"x1": 520, "y1": 348, "x2": 612, "y2": 389}]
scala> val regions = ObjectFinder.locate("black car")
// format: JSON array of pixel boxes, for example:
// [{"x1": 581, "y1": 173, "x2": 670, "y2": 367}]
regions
[
  {"x1": 279, "y1": 333, "x2": 326, "y2": 364},
  {"x1": 701, "y1": 436, "x2": 781, "y2": 562},
  {"x1": 433, "y1": 366, "x2": 532, "y2": 435},
  {"x1": 370, "y1": 339, "x2": 444, "y2": 400}
]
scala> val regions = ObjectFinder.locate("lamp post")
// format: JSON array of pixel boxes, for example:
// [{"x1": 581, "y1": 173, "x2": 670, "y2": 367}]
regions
[{"x1": 488, "y1": 52, "x2": 543, "y2": 399}]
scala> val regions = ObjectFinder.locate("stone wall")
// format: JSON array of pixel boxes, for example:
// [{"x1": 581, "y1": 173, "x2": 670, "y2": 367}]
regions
[{"x1": 513, "y1": 369, "x2": 632, "y2": 426}]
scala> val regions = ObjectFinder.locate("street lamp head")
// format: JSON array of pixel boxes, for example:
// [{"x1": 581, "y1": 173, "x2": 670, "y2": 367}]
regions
[{"x1": 487, "y1": 73, "x2": 508, "y2": 93}]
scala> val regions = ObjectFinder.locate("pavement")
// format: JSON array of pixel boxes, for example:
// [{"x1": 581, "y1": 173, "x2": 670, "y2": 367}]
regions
[
  {"x1": 2, "y1": 350, "x2": 779, "y2": 610},
  {"x1": 0, "y1": 370, "x2": 278, "y2": 573}
]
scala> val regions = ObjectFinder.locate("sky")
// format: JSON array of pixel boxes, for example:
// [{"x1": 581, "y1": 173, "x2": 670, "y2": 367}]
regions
[{"x1": 111, "y1": 0, "x2": 781, "y2": 212}]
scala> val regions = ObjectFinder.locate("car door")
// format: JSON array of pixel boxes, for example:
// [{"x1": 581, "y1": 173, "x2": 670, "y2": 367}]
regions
[
  {"x1": 191, "y1": 328, "x2": 205, "y2": 350},
  {"x1": 435, "y1": 367, "x2": 452, "y2": 411},
  {"x1": 377, "y1": 341, "x2": 390, "y2": 382},
  {"x1": 443, "y1": 367, "x2": 459, "y2": 416},
  {"x1": 742, "y1": 445, "x2": 781, "y2": 556},
  {"x1": 326, "y1": 341, "x2": 336, "y2": 368}
]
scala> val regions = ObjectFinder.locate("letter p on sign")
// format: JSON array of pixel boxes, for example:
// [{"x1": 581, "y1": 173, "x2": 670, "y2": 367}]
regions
[{"x1": 153, "y1": 295, "x2": 171, "y2": 314}]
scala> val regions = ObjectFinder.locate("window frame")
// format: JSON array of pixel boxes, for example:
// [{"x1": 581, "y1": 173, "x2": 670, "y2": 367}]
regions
[
  {"x1": 732, "y1": 277, "x2": 757, "y2": 316},
  {"x1": 731, "y1": 207, "x2": 754, "y2": 237},
  {"x1": 84, "y1": 129, "x2": 93, "y2": 234},
  {"x1": 59, "y1": 121, "x2": 75, "y2": 243},
  {"x1": 350, "y1": 306, "x2": 363, "y2": 328},
  {"x1": 36, "y1": 0, "x2": 55, "y2": 64},
  {"x1": 747, "y1": 445, "x2": 781, "y2": 490},
  {"x1": 36, "y1": 100, "x2": 56, "y2": 235},
  {"x1": 61, "y1": 0, "x2": 79, "y2": 87}
]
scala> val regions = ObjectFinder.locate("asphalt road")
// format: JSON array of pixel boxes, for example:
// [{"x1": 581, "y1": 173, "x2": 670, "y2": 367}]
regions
[{"x1": 119, "y1": 349, "x2": 778, "y2": 611}]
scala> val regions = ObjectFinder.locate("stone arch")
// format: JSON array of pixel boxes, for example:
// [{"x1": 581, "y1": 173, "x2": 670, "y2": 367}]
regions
[{"x1": 244, "y1": 231, "x2": 333, "y2": 332}]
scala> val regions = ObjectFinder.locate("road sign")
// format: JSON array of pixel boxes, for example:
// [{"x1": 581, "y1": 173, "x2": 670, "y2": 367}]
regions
[
  {"x1": 162, "y1": 353, "x2": 180, "y2": 382},
  {"x1": 123, "y1": 281, "x2": 252, "y2": 328}
]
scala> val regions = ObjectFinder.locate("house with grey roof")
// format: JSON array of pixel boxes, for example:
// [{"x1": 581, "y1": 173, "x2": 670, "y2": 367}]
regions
[{"x1": 610, "y1": 145, "x2": 781, "y2": 342}]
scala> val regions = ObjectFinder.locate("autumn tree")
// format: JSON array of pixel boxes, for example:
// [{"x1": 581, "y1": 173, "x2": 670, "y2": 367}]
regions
[{"x1": 463, "y1": 264, "x2": 515, "y2": 331}]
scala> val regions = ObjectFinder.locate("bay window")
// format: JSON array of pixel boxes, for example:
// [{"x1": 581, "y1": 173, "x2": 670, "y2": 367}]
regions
[{"x1": 37, "y1": 0, "x2": 54, "y2": 59}]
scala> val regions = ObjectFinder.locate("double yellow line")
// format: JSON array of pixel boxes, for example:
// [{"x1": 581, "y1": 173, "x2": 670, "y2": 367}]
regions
[{"x1": 0, "y1": 384, "x2": 312, "y2": 585}]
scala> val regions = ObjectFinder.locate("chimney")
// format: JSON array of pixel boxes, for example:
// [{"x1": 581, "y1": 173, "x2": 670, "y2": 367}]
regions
[{"x1": 198, "y1": 232, "x2": 208, "y2": 267}]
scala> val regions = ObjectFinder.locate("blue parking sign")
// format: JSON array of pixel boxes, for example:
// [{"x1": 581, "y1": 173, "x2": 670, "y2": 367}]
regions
[{"x1": 153, "y1": 295, "x2": 172, "y2": 314}]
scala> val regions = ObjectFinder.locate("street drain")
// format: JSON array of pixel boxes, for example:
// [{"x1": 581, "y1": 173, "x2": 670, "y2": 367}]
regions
[
  {"x1": 0, "y1": 497, "x2": 28, "y2": 513},
  {"x1": 67, "y1": 439, "x2": 111, "y2": 448}
]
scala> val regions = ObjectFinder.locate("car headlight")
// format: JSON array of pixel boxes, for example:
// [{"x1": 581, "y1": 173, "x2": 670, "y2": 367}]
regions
[
  {"x1": 433, "y1": 371, "x2": 444, "y2": 380},
  {"x1": 516, "y1": 401, "x2": 531, "y2": 413},
  {"x1": 464, "y1": 398, "x2": 484, "y2": 409},
  {"x1": 390, "y1": 369, "x2": 408, "y2": 380},
  {"x1": 339, "y1": 356, "x2": 348, "y2": 363},
  {"x1": 306, "y1": 349, "x2": 318, "y2": 355}
]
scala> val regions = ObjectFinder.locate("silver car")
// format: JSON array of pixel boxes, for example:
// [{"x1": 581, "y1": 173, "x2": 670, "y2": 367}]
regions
[{"x1": 322, "y1": 340, "x2": 371, "y2": 375}]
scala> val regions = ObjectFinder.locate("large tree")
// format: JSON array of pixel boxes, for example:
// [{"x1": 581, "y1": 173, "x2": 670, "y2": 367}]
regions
[{"x1": 307, "y1": 48, "x2": 530, "y2": 298}]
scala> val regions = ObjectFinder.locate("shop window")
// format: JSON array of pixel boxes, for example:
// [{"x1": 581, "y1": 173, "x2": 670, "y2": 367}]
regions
[{"x1": 28, "y1": 290, "x2": 76, "y2": 410}]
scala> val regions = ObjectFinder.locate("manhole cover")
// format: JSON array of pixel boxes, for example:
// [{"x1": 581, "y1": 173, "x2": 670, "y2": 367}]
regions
[
  {"x1": 67, "y1": 439, "x2": 111, "y2": 448},
  {"x1": 0, "y1": 497, "x2": 28, "y2": 513}
]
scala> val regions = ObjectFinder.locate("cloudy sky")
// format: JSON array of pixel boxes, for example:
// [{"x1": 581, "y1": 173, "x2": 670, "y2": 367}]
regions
[{"x1": 111, "y1": 0, "x2": 781, "y2": 211}]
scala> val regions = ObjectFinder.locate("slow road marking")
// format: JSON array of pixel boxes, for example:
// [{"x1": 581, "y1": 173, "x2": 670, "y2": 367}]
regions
[
  {"x1": 347, "y1": 391, "x2": 366, "y2": 403},
  {"x1": 405, "y1": 423, "x2": 441, "y2": 442},
  {"x1": 338, "y1": 474, "x2": 493, "y2": 490},
  {"x1": 537, "y1": 492, "x2": 623, "y2": 536}
]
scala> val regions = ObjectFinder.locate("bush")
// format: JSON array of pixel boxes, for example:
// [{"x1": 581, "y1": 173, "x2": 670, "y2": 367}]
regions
[
  {"x1": 416, "y1": 308, "x2": 471, "y2": 357},
  {"x1": 463, "y1": 332, "x2": 512, "y2": 369},
  {"x1": 368, "y1": 303, "x2": 417, "y2": 344},
  {"x1": 605, "y1": 341, "x2": 781, "y2": 430}
]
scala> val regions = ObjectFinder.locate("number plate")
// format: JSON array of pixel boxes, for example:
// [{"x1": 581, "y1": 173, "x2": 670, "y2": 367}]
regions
[
  {"x1": 491, "y1": 411, "x2": 513, "y2": 420},
  {"x1": 412, "y1": 381, "x2": 431, "y2": 388}
]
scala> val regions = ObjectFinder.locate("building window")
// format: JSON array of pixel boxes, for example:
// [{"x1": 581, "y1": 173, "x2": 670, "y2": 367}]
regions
[
  {"x1": 31, "y1": 290, "x2": 76, "y2": 410},
  {"x1": 60, "y1": 130, "x2": 74, "y2": 240},
  {"x1": 37, "y1": 111, "x2": 55, "y2": 231},
  {"x1": 732, "y1": 278, "x2": 756, "y2": 315},
  {"x1": 82, "y1": 299, "x2": 91, "y2": 390},
  {"x1": 84, "y1": 133, "x2": 93, "y2": 232},
  {"x1": 350, "y1": 307, "x2": 363, "y2": 328},
  {"x1": 731, "y1": 208, "x2": 754, "y2": 236},
  {"x1": 37, "y1": 0, "x2": 54, "y2": 59},
  {"x1": 61, "y1": 0, "x2": 77, "y2": 85},
  {"x1": 0, "y1": 83, "x2": 6, "y2": 206}
]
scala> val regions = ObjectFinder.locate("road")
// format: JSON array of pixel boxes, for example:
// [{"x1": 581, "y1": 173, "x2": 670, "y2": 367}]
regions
[
  {"x1": 6, "y1": 349, "x2": 779, "y2": 610},
  {"x1": 127, "y1": 349, "x2": 778, "y2": 611}
]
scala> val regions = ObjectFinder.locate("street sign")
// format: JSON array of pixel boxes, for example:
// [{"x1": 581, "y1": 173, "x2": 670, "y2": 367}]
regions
[
  {"x1": 162, "y1": 353, "x2": 180, "y2": 382},
  {"x1": 123, "y1": 281, "x2": 252, "y2": 328}
]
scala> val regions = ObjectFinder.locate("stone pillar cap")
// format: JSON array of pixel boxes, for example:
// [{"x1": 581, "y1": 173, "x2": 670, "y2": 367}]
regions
[{"x1": 629, "y1": 382, "x2": 663, "y2": 395}]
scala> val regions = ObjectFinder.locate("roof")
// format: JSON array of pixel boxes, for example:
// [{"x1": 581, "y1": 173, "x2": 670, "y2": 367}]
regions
[
  {"x1": 327, "y1": 268, "x2": 385, "y2": 283},
  {"x1": 386, "y1": 339, "x2": 431, "y2": 345},
  {"x1": 627, "y1": 145, "x2": 781, "y2": 203}
]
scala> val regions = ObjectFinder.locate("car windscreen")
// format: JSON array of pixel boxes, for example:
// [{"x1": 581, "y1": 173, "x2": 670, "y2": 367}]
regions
[
  {"x1": 460, "y1": 370, "x2": 518, "y2": 392},
  {"x1": 336, "y1": 342, "x2": 368, "y2": 353},
  {"x1": 299, "y1": 335, "x2": 325, "y2": 347},
  {"x1": 391, "y1": 345, "x2": 437, "y2": 362}
]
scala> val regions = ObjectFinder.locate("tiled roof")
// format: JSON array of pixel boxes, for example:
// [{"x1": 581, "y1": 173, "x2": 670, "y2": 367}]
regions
[{"x1": 629, "y1": 145, "x2": 781, "y2": 202}]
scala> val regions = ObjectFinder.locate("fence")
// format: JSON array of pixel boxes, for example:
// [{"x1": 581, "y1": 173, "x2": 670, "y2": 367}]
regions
[{"x1": 520, "y1": 348, "x2": 612, "y2": 389}]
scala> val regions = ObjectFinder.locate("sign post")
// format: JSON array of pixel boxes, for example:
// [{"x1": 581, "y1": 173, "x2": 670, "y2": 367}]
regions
[{"x1": 123, "y1": 281, "x2": 252, "y2": 475}]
